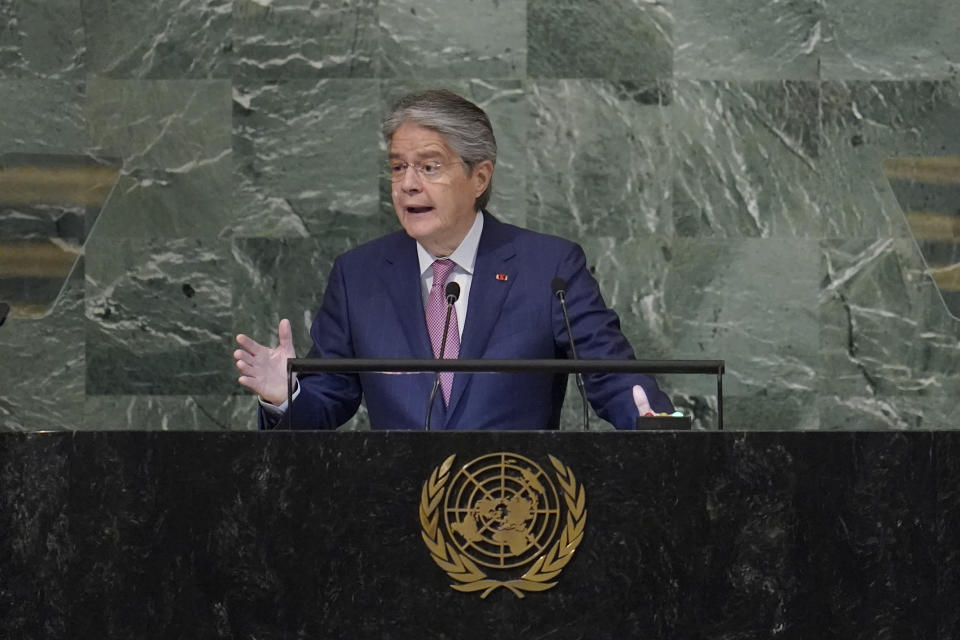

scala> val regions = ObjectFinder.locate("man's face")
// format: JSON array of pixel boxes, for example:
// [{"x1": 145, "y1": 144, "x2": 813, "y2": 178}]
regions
[{"x1": 389, "y1": 122, "x2": 492, "y2": 257}]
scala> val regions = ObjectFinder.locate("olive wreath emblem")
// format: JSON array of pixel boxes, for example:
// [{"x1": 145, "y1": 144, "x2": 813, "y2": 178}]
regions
[{"x1": 419, "y1": 454, "x2": 587, "y2": 598}]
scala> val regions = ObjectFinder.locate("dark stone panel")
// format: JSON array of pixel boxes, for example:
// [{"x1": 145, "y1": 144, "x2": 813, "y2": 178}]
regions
[
  {"x1": 80, "y1": 0, "x2": 231, "y2": 78},
  {"x1": 672, "y1": 80, "x2": 822, "y2": 238},
  {"x1": 888, "y1": 181, "x2": 960, "y2": 222},
  {"x1": 82, "y1": 395, "x2": 257, "y2": 431},
  {"x1": 673, "y1": 0, "x2": 822, "y2": 80},
  {"x1": 231, "y1": 79, "x2": 386, "y2": 239},
  {"x1": 936, "y1": 431, "x2": 960, "y2": 640},
  {"x1": 0, "y1": 260, "x2": 85, "y2": 431},
  {"x1": 0, "y1": 434, "x2": 72, "y2": 638},
  {"x1": 0, "y1": 432, "x2": 948, "y2": 638},
  {"x1": 526, "y1": 80, "x2": 673, "y2": 239},
  {"x1": 0, "y1": 80, "x2": 88, "y2": 155},
  {"x1": 819, "y1": 237, "x2": 960, "y2": 423},
  {"x1": 378, "y1": 0, "x2": 525, "y2": 78},
  {"x1": 886, "y1": 178, "x2": 960, "y2": 318},
  {"x1": 528, "y1": 0, "x2": 671, "y2": 81},
  {"x1": 664, "y1": 238, "x2": 820, "y2": 403},
  {"x1": 723, "y1": 391, "x2": 820, "y2": 430},
  {"x1": 63, "y1": 433, "x2": 223, "y2": 636},
  {"x1": 0, "y1": 153, "x2": 120, "y2": 319},
  {"x1": 84, "y1": 239, "x2": 235, "y2": 396},
  {"x1": 819, "y1": 80, "x2": 960, "y2": 239},
  {"x1": 86, "y1": 79, "x2": 233, "y2": 238},
  {"x1": 820, "y1": 0, "x2": 960, "y2": 80},
  {"x1": 781, "y1": 432, "x2": 936, "y2": 640},
  {"x1": 0, "y1": 0, "x2": 85, "y2": 80},
  {"x1": 619, "y1": 432, "x2": 936, "y2": 639},
  {"x1": 817, "y1": 389, "x2": 960, "y2": 430},
  {"x1": 232, "y1": 0, "x2": 378, "y2": 79}
]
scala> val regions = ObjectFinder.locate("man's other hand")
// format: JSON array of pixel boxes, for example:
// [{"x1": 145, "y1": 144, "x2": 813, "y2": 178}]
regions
[
  {"x1": 234, "y1": 319, "x2": 296, "y2": 406},
  {"x1": 632, "y1": 385, "x2": 653, "y2": 416}
]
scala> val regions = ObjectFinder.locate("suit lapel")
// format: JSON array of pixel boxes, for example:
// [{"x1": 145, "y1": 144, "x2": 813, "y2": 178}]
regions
[
  {"x1": 380, "y1": 234, "x2": 433, "y2": 359},
  {"x1": 379, "y1": 233, "x2": 441, "y2": 428},
  {"x1": 445, "y1": 213, "x2": 518, "y2": 422}
]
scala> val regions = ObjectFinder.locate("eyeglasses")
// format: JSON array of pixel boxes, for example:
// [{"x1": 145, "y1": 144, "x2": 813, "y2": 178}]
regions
[{"x1": 388, "y1": 160, "x2": 464, "y2": 183}]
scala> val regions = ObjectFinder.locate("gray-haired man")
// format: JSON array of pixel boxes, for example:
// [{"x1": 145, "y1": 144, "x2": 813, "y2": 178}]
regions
[{"x1": 234, "y1": 89, "x2": 674, "y2": 430}]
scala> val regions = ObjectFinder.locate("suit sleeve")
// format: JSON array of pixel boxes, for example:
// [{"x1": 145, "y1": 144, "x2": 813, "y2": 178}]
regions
[
  {"x1": 552, "y1": 243, "x2": 674, "y2": 429},
  {"x1": 259, "y1": 257, "x2": 362, "y2": 429}
]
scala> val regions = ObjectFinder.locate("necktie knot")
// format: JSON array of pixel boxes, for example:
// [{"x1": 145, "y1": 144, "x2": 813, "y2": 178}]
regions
[{"x1": 432, "y1": 259, "x2": 456, "y2": 289}]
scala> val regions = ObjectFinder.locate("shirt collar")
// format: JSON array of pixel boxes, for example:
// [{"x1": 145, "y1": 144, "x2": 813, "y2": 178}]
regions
[{"x1": 416, "y1": 210, "x2": 484, "y2": 277}]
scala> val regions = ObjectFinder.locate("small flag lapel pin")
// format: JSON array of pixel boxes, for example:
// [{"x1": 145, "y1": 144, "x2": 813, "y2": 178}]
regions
[{"x1": 495, "y1": 273, "x2": 509, "y2": 281}]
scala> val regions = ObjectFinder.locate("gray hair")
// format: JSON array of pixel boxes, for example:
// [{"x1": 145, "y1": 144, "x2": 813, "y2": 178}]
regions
[{"x1": 382, "y1": 89, "x2": 497, "y2": 210}]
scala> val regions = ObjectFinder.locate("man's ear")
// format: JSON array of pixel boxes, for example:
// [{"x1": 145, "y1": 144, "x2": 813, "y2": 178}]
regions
[{"x1": 471, "y1": 160, "x2": 494, "y2": 197}]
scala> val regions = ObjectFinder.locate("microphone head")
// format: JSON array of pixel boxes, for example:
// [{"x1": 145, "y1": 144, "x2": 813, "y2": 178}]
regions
[
  {"x1": 550, "y1": 277, "x2": 567, "y2": 298},
  {"x1": 445, "y1": 281, "x2": 461, "y2": 303}
]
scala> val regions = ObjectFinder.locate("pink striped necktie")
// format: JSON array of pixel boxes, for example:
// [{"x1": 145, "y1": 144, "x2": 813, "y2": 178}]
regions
[{"x1": 425, "y1": 259, "x2": 460, "y2": 405}]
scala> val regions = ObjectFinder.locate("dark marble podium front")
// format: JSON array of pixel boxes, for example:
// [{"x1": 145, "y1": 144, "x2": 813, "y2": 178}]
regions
[{"x1": 1, "y1": 431, "x2": 957, "y2": 639}]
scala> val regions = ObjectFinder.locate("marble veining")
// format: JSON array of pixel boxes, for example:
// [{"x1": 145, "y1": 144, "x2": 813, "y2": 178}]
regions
[{"x1": 0, "y1": 2, "x2": 959, "y2": 430}]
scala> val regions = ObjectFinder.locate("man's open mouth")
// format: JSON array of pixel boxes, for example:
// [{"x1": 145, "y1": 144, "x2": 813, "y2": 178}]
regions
[{"x1": 406, "y1": 206, "x2": 434, "y2": 214}]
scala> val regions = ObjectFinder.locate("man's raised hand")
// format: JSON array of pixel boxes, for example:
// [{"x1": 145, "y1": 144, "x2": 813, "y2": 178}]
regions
[{"x1": 234, "y1": 319, "x2": 297, "y2": 406}]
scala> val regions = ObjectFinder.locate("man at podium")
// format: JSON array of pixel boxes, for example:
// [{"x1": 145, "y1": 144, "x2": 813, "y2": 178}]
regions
[{"x1": 233, "y1": 89, "x2": 673, "y2": 430}]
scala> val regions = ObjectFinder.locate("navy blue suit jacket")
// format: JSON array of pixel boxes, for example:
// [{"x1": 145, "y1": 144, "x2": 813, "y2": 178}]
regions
[{"x1": 266, "y1": 212, "x2": 673, "y2": 430}]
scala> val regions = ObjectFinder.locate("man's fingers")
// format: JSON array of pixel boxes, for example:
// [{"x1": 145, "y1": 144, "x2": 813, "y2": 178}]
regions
[
  {"x1": 632, "y1": 385, "x2": 653, "y2": 416},
  {"x1": 238, "y1": 375, "x2": 271, "y2": 398},
  {"x1": 236, "y1": 333, "x2": 265, "y2": 354},
  {"x1": 235, "y1": 326, "x2": 289, "y2": 403},
  {"x1": 277, "y1": 319, "x2": 296, "y2": 358}
]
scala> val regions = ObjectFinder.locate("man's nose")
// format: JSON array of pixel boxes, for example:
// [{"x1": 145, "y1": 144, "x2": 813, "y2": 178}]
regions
[{"x1": 400, "y1": 165, "x2": 423, "y2": 191}]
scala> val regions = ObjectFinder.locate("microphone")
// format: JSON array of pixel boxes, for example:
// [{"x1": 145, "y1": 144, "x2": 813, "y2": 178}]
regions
[
  {"x1": 445, "y1": 281, "x2": 460, "y2": 306},
  {"x1": 551, "y1": 277, "x2": 589, "y2": 431},
  {"x1": 425, "y1": 281, "x2": 460, "y2": 431},
  {"x1": 0, "y1": 301, "x2": 9, "y2": 327}
]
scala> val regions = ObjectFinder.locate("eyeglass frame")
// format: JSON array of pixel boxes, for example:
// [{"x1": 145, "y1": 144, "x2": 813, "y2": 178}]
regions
[{"x1": 387, "y1": 159, "x2": 468, "y2": 183}]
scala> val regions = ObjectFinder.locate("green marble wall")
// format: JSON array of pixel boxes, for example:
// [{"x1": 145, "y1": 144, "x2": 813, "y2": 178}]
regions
[{"x1": 1, "y1": 0, "x2": 958, "y2": 430}]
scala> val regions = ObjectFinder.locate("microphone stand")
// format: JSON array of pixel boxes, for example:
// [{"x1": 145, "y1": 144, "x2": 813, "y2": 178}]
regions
[
  {"x1": 552, "y1": 278, "x2": 589, "y2": 431},
  {"x1": 425, "y1": 282, "x2": 460, "y2": 431}
]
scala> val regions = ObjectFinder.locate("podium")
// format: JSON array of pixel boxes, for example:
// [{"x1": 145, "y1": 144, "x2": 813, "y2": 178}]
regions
[{"x1": 1, "y1": 430, "x2": 957, "y2": 639}]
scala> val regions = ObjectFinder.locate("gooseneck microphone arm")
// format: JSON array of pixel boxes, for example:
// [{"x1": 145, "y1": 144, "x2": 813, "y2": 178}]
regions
[
  {"x1": 551, "y1": 277, "x2": 589, "y2": 431},
  {"x1": 424, "y1": 281, "x2": 460, "y2": 431}
]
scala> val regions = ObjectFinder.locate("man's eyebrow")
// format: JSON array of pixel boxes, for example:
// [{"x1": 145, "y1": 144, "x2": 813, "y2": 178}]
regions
[{"x1": 388, "y1": 148, "x2": 448, "y2": 161}]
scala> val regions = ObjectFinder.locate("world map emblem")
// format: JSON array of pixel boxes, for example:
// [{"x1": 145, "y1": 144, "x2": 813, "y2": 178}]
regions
[{"x1": 419, "y1": 453, "x2": 587, "y2": 598}]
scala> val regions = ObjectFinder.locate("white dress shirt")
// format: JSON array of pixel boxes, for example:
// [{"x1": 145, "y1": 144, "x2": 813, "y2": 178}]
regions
[{"x1": 416, "y1": 210, "x2": 483, "y2": 339}]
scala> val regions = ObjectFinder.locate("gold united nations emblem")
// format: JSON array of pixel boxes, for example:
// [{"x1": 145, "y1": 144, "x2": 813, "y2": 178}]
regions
[{"x1": 419, "y1": 452, "x2": 587, "y2": 598}]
